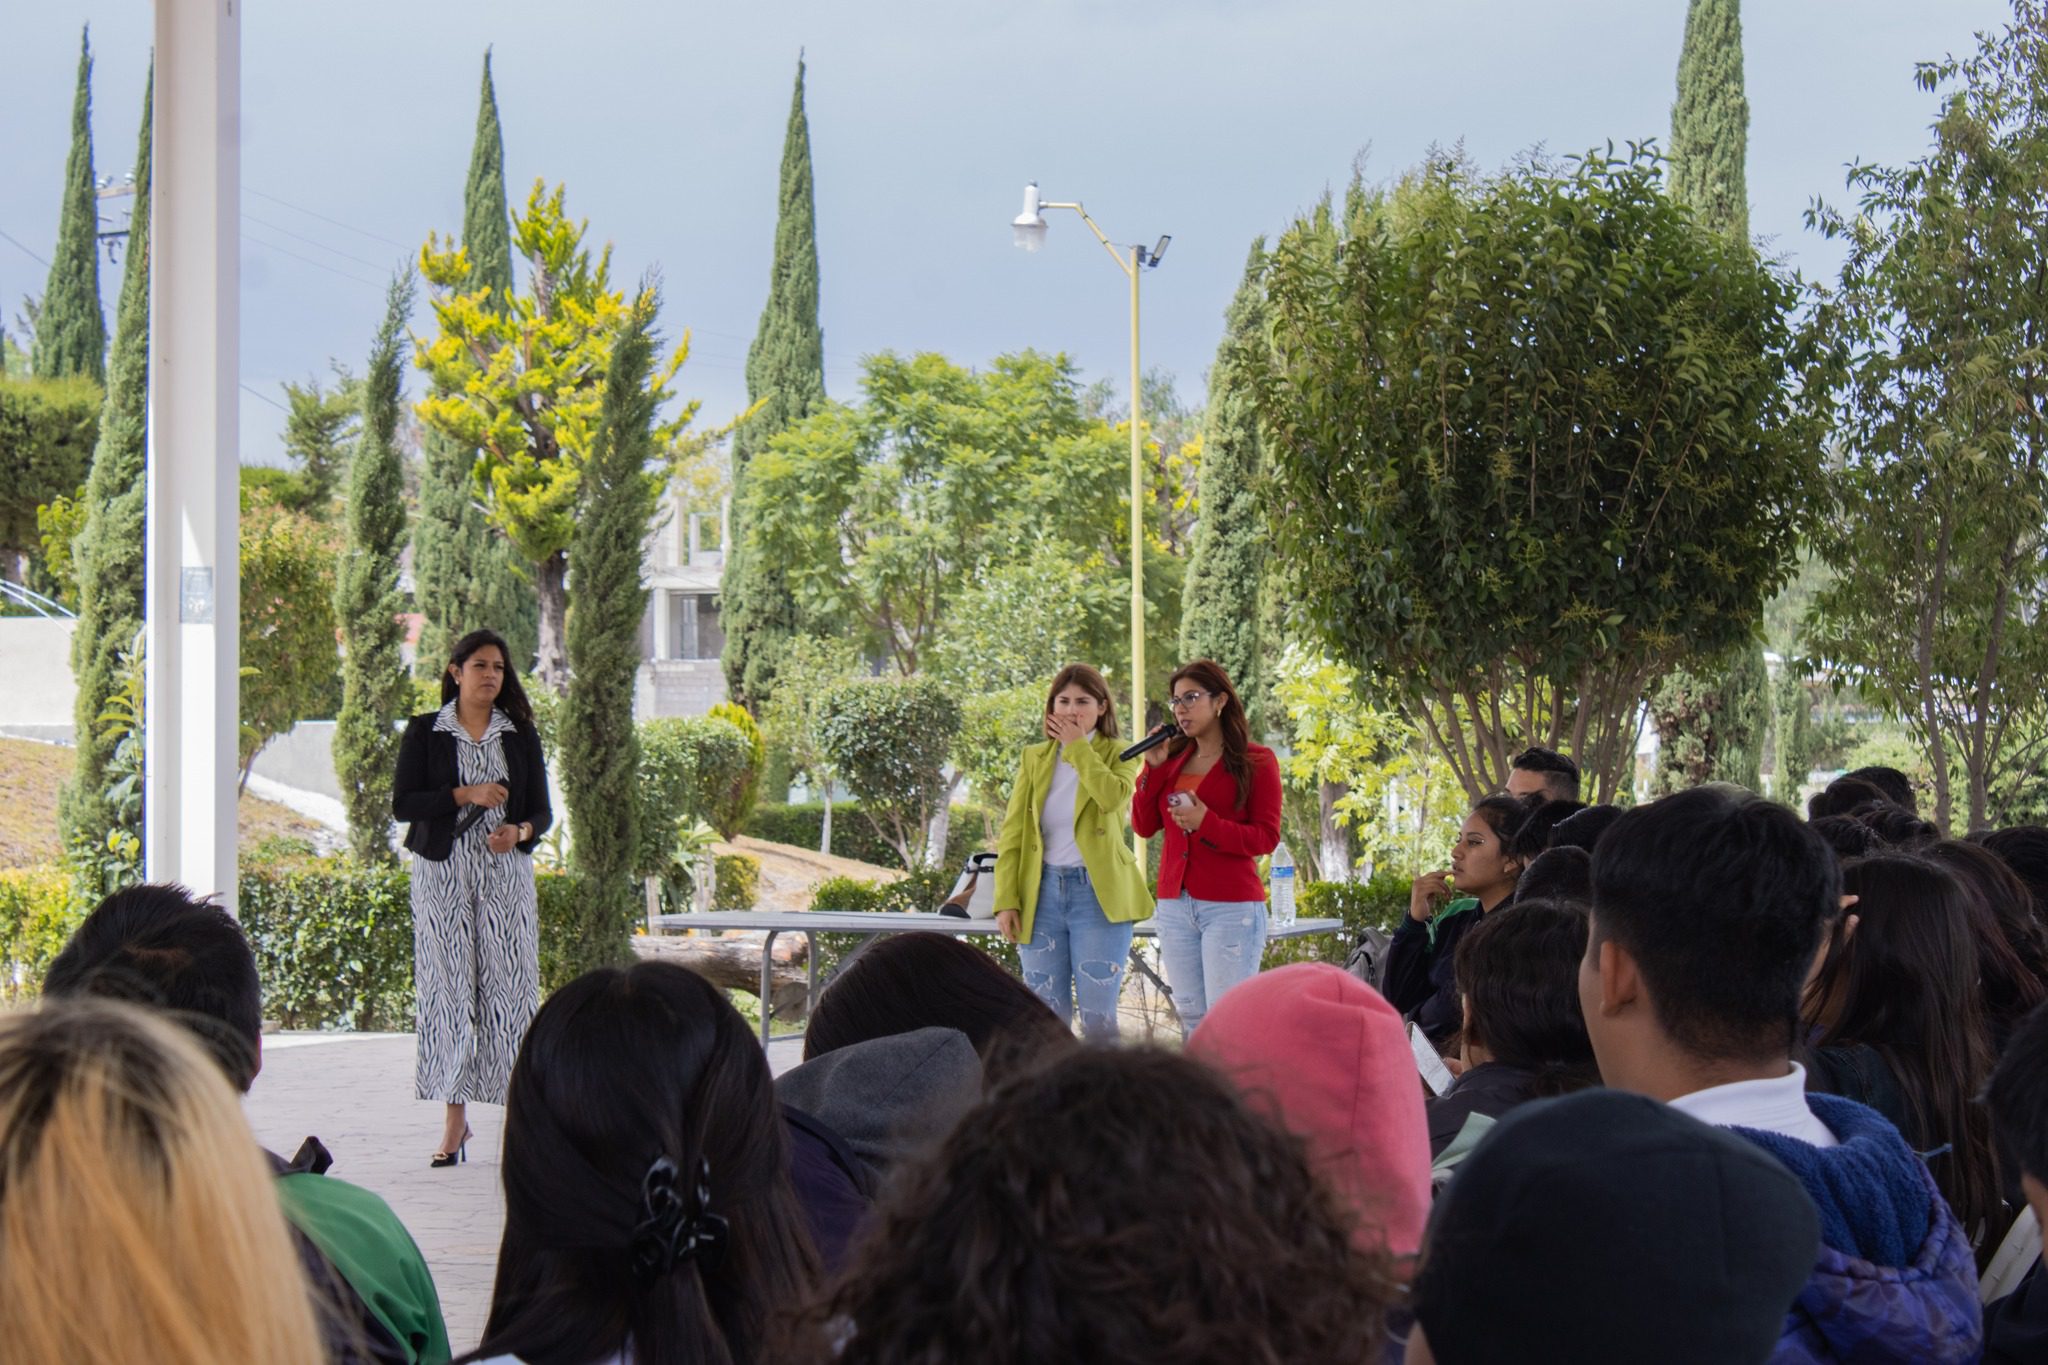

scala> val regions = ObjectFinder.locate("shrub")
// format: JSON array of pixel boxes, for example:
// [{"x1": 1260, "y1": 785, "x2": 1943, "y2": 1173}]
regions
[
  {"x1": 818, "y1": 676, "x2": 961, "y2": 868},
  {"x1": 706, "y1": 701, "x2": 767, "y2": 838},
  {"x1": 240, "y1": 861, "x2": 415, "y2": 1031},
  {"x1": 713, "y1": 853, "x2": 761, "y2": 911},
  {"x1": 802, "y1": 868, "x2": 1019, "y2": 980},
  {"x1": 1261, "y1": 871, "x2": 1414, "y2": 970},
  {"x1": 746, "y1": 801, "x2": 994, "y2": 872},
  {"x1": 0, "y1": 869, "x2": 86, "y2": 1004}
]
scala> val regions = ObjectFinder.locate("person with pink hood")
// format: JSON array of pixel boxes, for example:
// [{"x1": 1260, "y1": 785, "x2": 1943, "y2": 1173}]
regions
[{"x1": 1188, "y1": 962, "x2": 1433, "y2": 1257}]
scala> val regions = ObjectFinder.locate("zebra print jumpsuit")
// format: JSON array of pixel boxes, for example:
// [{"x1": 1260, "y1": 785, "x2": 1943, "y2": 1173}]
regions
[{"x1": 411, "y1": 702, "x2": 540, "y2": 1104}]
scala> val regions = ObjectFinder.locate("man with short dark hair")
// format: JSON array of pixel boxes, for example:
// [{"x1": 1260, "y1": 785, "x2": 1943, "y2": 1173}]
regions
[
  {"x1": 1505, "y1": 746, "x2": 1579, "y2": 802},
  {"x1": 46, "y1": 885, "x2": 451, "y2": 1365},
  {"x1": 1984, "y1": 1003, "x2": 2048, "y2": 1363},
  {"x1": 1845, "y1": 764, "x2": 1916, "y2": 812},
  {"x1": 1581, "y1": 788, "x2": 1981, "y2": 1362}
]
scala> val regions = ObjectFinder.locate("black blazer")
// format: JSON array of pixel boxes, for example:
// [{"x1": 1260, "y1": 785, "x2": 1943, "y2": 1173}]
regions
[{"x1": 392, "y1": 710, "x2": 553, "y2": 863}]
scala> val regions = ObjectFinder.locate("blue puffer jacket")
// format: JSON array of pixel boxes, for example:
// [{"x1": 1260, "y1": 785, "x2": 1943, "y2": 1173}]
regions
[{"x1": 1737, "y1": 1094, "x2": 1983, "y2": 1364}]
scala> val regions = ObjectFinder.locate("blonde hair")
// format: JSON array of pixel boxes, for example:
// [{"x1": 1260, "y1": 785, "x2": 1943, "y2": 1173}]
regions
[{"x1": 0, "y1": 1000, "x2": 325, "y2": 1365}]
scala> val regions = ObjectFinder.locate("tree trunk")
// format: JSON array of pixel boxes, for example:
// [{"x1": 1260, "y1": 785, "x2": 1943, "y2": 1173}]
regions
[
  {"x1": 533, "y1": 550, "x2": 570, "y2": 694},
  {"x1": 927, "y1": 786, "x2": 953, "y2": 872},
  {"x1": 819, "y1": 789, "x2": 833, "y2": 857},
  {"x1": 631, "y1": 933, "x2": 811, "y2": 1018},
  {"x1": 1318, "y1": 779, "x2": 1352, "y2": 882}
]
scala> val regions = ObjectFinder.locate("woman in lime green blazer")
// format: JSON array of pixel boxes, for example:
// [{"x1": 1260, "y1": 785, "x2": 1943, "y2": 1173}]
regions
[{"x1": 993, "y1": 664, "x2": 1154, "y2": 1040}]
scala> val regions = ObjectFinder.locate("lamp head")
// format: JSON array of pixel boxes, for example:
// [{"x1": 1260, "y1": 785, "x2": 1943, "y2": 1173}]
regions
[
  {"x1": 1149, "y1": 234, "x2": 1171, "y2": 266},
  {"x1": 1012, "y1": 181, "x2": 1049, "y2": 252}
]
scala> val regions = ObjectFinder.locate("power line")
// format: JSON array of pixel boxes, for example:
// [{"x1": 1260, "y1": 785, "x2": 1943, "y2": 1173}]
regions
[
  {"x1": 243, "y1": 231, "x2": 385, "y2": 289},
  {"x1": 239, "y1": 381, "x2": 291, "y2": 413},
  {"x1": 243, "y1": 212, "x2": 399, "y2": 276},
  {"x1": 0, "y1": 228, "x2": 50, "y2": 268},
  {"x1": 245, "y1": 187, "x2": 409, "y2": 248}
]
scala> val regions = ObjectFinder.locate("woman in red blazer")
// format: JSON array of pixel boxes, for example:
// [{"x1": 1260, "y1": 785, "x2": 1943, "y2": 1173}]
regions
[{"x1": 1131, "y1": 659, "x2": 1283, "y2": 1035}]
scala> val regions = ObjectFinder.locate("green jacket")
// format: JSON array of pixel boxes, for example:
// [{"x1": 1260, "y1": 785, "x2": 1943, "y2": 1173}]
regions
[
  {"x1": 993, "y1": 737, "x2": 1153, "y2": 941},
  {"x1": 277, "y1": 1171, "x2": 452, "y2": 1364}
]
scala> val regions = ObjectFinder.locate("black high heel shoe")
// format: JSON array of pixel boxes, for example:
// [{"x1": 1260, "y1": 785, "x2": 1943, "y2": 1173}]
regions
[{"x1": 430, "y1": 1124, "x2": 472, "y2": 1169}]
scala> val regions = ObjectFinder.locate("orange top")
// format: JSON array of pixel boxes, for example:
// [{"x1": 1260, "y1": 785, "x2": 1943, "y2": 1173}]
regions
[{"x1": 1172, "y1": 772, "x2": 1204, "y2": 796}]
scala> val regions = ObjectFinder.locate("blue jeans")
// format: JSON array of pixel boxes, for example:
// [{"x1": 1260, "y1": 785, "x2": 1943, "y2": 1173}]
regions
[
  {"x1": 1154, "y1": 893, "x2": 1268, "y2": 1036},
  {"x1": 1020, "y1": 865, "x2": 1134, "y2": 1041}
]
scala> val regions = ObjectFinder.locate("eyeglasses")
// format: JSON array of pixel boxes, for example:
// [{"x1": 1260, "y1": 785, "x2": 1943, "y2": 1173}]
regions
[{"x1": 1168, "y1": 690, "x2": 1211, "y2": 710}]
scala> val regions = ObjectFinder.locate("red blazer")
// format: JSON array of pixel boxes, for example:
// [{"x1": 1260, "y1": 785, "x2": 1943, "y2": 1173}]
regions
[{"x1": 1131, "y1": 742, "x2": 1283, "y2": 903}]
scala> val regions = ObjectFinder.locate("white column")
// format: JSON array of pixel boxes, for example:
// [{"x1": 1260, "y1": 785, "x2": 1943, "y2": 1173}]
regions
[
  {"x1": 651, "y1": 588, "x2": 671, "y2": 662},
  {"x1": 145, "y1": 0, "x2": 240, "y2": 912}
]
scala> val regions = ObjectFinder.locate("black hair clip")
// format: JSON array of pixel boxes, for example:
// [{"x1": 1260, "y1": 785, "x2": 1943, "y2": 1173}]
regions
[{"x1": 631, "y1": 1155, "x2": 729, "y2": 1281}]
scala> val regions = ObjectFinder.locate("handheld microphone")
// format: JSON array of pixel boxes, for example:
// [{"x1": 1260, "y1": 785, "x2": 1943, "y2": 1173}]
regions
[{"x1": 1119, "y1": 724, "x2": 1179, "y2": 763}]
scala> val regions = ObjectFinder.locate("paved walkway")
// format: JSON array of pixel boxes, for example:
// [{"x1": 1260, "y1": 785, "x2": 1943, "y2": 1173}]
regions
[{"x1": 244, "y1": 1031, "x2": 803, "y2": 1351}]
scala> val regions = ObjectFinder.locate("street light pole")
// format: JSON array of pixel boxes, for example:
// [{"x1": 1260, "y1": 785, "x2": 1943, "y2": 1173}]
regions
[{"x1": 1011, "y1": 185, "x2": 1167, "y2": 778}]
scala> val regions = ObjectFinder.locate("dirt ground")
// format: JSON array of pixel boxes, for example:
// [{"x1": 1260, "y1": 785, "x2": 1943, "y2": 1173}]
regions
[{"x1": 0, "y1": 737, "x2": 337, "y2": 869}]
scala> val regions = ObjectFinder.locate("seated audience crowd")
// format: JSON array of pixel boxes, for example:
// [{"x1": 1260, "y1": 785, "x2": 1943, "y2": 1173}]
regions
[{"x1": 11, "y1": 760, "x2": 2048, "y2": 1364}]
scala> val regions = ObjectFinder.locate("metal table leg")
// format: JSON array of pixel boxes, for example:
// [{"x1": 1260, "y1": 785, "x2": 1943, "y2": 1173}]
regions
[{"x1": 759, "y1": 929, "x2": 780, "y2": 1049}]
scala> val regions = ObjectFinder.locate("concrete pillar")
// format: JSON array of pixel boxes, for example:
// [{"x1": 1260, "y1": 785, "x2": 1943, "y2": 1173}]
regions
[{"x1": 145, "y1": 0, "x2": 240, "y2": 912}]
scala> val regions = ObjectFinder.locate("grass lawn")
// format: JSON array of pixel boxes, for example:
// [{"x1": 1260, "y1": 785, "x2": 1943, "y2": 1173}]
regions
[{"x1": 0, "y1": 738, "x2": 335, "y2": 870}]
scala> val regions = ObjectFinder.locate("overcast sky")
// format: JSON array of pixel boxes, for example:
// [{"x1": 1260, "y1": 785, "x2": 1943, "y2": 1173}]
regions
[{"x1": 0, "y1": 0, "x2": 2019, "y2": 467}]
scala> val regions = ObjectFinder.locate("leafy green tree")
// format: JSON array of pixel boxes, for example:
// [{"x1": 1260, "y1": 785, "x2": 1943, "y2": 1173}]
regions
[
  {"x1": 60, "y1": 67, "x2": 150, "y2": 854},
  {"x1": 952, "y1": 686, "x2": 1043, "y2": 839},
  {"x1": 926, "y1": 545, "x2": 1109, "y2": 695},
  {"x1": 417, "y1": 184, "x2": 701, "y2": 692},
  {"x1": 1, "y1": 374, "x2": 98, "y2": 569},
  {"x1": 724, "y1": 56, "x2": 828, "y2": 710},
  {"x1": 1802, "y1": 6, "x2": 2048, "y2": 830},
  {"x1": 1254, "y1": 148, "x2": 1819, "y2": 801},
  {"x1": 818, "y1": 675, "x2": 961, "y2": 869},
  {"x1": 1668, "y1": 0, "x2": 1750, "y2": 242},
  {"x1": 1650, "y1": 642, "x2": 1770, "y2": 794},
  {"x1": 32, "y1": 30, "x2": 105, "y2": 383},
  {"x1": 757, "y1": 634, "x2": 861, "y2": 854},
  {"x1": 1270, "y1": 644, "x2": 1465, "y2": 881},
  {"x1": 34, "y1": 485, "x2": 88, "y2": 610},
  {"x1": 413, "y1": 51, "x2": 535, "y2": 678},
  {"x1": 743, "y1": 350, "x2": 1182, "y2": 705},
  {"x1": 1180, "y1": 241, "x2": 1272, "y2": 733},
  {"x1": 240, "y1": 501, "x2": 339, "y2": 784},
  {"x1": 1653, "y1": 0, "x2": 1771, "y2": 793},
  {"x1": 279, "y1": 368, "x2": 361, "y2": 516},
  {"x1": 331, "y1": 273, "x2": 415, "y2": 862},
  {"x1": 559, "y1": 299, "x2": 663, "y2": 973}
]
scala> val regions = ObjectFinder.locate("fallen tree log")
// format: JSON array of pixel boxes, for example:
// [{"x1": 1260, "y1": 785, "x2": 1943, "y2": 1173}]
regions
[{"x1": 631, "y1": 933, "x2": 812, "y2": 1020}]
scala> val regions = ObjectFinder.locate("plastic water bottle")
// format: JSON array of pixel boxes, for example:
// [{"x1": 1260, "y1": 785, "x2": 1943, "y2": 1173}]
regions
[{"x1": 1270, "y1": 843, "x2": 1297, "y2": 928}]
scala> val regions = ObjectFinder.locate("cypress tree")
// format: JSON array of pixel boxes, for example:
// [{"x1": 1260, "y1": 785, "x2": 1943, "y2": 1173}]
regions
[
  {"x1": 331, "y1": 271, "x2": 416, "y2": 863},
  {"x1": 1655, "y1": 0, "x2": 1770, "y2": 794},
  {"x1": 413, "y1": 51, "x2": 536, "y2": 677},
  {"x1": 1668, "y1": 0, "x2": 1750, "y2": 241},
  {"x1": 722, "y1": 56, "x2": 826, "y2": 710},
  {"x1": 60, "y1": 66, "x2": 150, "y2": 853},
  {"x1": 561, "y1": 298, "x2": 661, "y2": 974},
  {"x1": 1180, "y1": 240, "x2": 1271, "y2": 734},
  {"x1": 32, "y1": 29, "x2": 107, "y2": 383}
]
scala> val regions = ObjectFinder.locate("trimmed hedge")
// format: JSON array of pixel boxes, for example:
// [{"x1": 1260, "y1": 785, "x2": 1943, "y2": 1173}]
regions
[
  {"x1": 745, "y1": 801, "x2": 994, "y2": 873},
  {"x1": 712, "y1": 853, "x2": 761, "y2": 911},
  {"x1": 1260, "y1": 871, "x2": 1414, "y2": 970},
  {"x1": 799, "y1": 868, "x2": 1025, "y2": 980}
]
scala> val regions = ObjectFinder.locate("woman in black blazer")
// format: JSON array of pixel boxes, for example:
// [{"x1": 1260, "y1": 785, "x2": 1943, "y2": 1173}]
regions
[{"x1": 392, "y1": 629, "x2": 552, "y2": 1167}]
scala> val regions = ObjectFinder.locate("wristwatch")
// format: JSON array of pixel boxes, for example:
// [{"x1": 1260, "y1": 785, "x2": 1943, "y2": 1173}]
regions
[{"x1": 517, "y1": 822, "x2": 533, "y2": 842}]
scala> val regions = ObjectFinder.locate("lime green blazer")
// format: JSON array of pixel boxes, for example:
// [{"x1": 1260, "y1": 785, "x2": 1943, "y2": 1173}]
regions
[{"x1": 993, "y1": 736, "x2": 1153, "y2": 942}]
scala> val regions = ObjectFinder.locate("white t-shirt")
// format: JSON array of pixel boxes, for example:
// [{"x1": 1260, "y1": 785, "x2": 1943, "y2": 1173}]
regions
[
  {"x1": 1669, "y1": 1062, "x2": 1839, "y2": 1149},
  {"x1": 1038, "y1": 735, "x2": 1096, "y2": 868}
]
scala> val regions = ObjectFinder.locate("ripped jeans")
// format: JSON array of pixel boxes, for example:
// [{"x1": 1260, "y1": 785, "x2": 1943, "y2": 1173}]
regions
[
  {"x1": 1020, "y1": 864, "x2": 1134, "y2": 1041},
  {"x1": 1154, "y1": 893, "x2": 1268, "y2": 1036}
]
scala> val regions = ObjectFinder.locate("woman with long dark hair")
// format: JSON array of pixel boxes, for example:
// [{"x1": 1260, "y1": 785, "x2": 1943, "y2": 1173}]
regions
[
  {"x1": 465, "y1": 962, "x2": 818, "y2": 1365},
  {"x1": 393, "y1": 629, "x2": 552, "y2": 1167},
  {"x1": 989, "y1": 663, "x2": 1154, "y2": 1039},
  {"x1": 1926, "y1": 839, "x2": 2048, "y2": 1053},
  {"x1": 1131, "y1": 659, "x2": 1284, "y2": 1035},
  {"x1": 785, "y1": 1046, "x2": 1398, "y2": 1365},
  {"x1": 1427, "y1": 898, "x2": 1600, "y2": 1158},
  {"x1": 1383, "y1": 794, "x2": 1534, "y2": 1046},
  {"x1": 1804, "y1": 854, "x2": 2009, "y2": 1255}
]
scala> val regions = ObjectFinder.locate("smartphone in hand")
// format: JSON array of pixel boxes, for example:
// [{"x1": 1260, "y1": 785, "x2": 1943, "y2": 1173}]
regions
[{"x1": 1410, "y1": 1021, "x2": 1455, "y2": 1097}]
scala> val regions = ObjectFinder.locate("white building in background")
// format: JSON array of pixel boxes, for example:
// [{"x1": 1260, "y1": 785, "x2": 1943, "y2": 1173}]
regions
[{"x1": 635, "y1": 491, "x2": 730, "y2": 720}]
